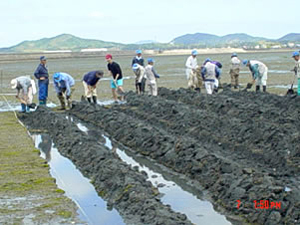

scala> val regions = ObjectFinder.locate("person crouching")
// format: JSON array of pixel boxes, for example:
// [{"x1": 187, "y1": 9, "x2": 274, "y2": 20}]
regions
[
  {"x1": 82, "y1": 70, "x2": 104, "y2": 104},
  {"x1": 11, "y1": 76, "x2": 36, "y2": 113},
  {"x1": 53, "y1": 72, "x2": 75, "y2": 110},
  {"x1": 201, "y1": 60, "x2": 220, "y2": 94}
]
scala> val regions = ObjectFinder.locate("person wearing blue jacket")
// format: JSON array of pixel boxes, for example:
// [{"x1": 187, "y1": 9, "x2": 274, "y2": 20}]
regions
[
  {"x1": 53, "y1": 72, "x2": 75, "y2": 110},
  {"x1": 82, "y1": 70, "x2": 104, "y2": 104},
  {"x1": 34, "y1": 56, "x2": 49, "y2": 105}
]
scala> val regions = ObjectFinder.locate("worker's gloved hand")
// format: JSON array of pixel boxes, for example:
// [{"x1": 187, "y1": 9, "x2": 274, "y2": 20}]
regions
[
  {"x1": 292, "y1": 66, "x2": 297, "y2": 73},
  {"x1": 58, "y1": 92, "x2": 63, "y2": 96},
  {"x1": 155, "y1": 74, "x2": 160, "y2": 78},
  {"x1": 66, "y1": 95, "x2": 70, "y2": 100}
]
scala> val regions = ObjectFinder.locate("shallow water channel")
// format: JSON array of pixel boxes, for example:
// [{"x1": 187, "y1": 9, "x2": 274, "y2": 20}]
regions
[{"x1": 74, "y1": 118, "x2": 233, "y2": 225}]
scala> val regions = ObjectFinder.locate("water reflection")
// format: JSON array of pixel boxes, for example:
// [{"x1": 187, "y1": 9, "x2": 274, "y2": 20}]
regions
[{"x1": 31, "y1": 133, "x2": 125, "y2": 225}]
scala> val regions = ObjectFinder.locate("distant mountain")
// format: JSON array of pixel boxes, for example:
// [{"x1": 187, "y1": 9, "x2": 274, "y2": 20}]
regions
[
  {"x1": 1, "y1": 34, "x2": 124, "y2": 53},
  {"x1": 171, "y1": 32, "x2": 300, "y2": 47},
  {"x1": 1, "y1": 32, "x2": 300, "y2": 53},
  {"x1": 277, "y1": 33, "x2": 300, "y2": 42},
  {"x1": 171, "y1": 33, "x2": 267, "y2": 46}
]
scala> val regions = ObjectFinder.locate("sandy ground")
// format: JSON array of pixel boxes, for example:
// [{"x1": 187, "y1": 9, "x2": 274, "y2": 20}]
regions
[{"x1": 0, "y1": 112, "x2": 83, "y2": 224}]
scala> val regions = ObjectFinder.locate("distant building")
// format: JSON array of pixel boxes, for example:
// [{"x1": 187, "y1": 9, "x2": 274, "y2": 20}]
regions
[
  {"x1": 287, "y1": 43, "x2": 295, "y2": 48},
  {"x1": 81, "y1": 48, "x2": 108, "y2": 52},
  {"x1": 43, "y1": 50, "x2": 72, "y2": 53}
]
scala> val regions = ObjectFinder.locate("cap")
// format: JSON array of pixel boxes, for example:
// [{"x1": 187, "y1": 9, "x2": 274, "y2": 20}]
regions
[
  {"x1": 10, "y1": 79, "x2": 17, "y2": 89},
  {"x1": 204, "y1": 58, "x2": 211, "y2": 64},
  {"x1": 136, "y1": 50, "x2": 142, "y2": 54},
  {"x1": 192, "y1": 50, "x2": 198, "y2": 55},
  {"x1": 53, "y1": 73, "x2": 62, "y2": 82},
  {"x1": 105, "y1": 54, "x2": 112, "y2": 60},
  {"x1": 231, "y1": 53, "x2": 237, "y2": 57},
  {"x1": 132, "y1": 63, "x2": 139, "y2": 70},
  {"x1": 292, "y1": 51, "x2": 299, "y2": 57},
  {"x1": 40, "y1": 56, "x2": 47, "y2": 61},
  {"x1": 147, "y1": 58, "x2": 154, "y2": 63},
  {"x1": 242, "y1": 59, "x2": 249, "y2": 65}
]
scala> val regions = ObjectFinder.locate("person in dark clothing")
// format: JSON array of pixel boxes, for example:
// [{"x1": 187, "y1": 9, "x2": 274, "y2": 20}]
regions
[
  {"x1": 82, "y1": 70, "x2": 104, "y2": 104},
  {"x1": 106, "y1": 54, "x2": 125, "y2": 102},
  {"x1": 132, "y1": 50, "x2": 146, "y2": 93},
  {"x1": 34, "y1": 56, "x2": 49, "y2": 105}
]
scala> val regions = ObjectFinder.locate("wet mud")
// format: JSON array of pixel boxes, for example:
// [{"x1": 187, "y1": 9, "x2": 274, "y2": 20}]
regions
[
  {"x1": 68, "y1": 88, "x2": 300, "y2": 225},
  {"x1": 18, "y1": 108, "x2": 192, "y2": 225}
]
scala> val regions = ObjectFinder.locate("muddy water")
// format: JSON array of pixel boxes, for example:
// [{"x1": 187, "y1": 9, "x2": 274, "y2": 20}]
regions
[
  {"x1": 75, "y1": 121, "x2": 233, "y2": 225},
  {"x1": 30, "y1": 134, "x2": 125, "y2": 225}
]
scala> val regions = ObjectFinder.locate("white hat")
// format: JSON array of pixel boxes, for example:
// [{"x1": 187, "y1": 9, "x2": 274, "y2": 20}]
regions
[{"x1": 10, "y1": 79, "x2": 17, "y2": 89}]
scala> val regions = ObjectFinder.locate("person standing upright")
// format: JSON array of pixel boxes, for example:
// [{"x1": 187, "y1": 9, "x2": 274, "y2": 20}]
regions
[
  {"x1": 145, "y1": 58, "x2": 159, "y2": 96},
  {"x1": 229, "y1": 53, "x2": 241, "y2": 89},
  {"x1": 185, "y1": 50, "x2": 198, "y2": 85},
  {"x1": 34, "y1": 56, "x2": 49, "y2": 105},
  {"x1": 132, "y1": 50, "x2": 146, "y2": 93},
  {"x1": 292, "y1": 51, "x2": 300, "y2": 96},
  {"x1": 106, "y1": 54, "x2": 125, "y2": 102}
]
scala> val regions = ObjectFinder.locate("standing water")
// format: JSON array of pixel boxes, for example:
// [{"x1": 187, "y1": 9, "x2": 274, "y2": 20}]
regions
[
  {"x1": 30, "y1": 133, "x2": 124, "y2": 225},
  {"x1": 74, "y1": 121, "x2": 233, "y2": 225}
]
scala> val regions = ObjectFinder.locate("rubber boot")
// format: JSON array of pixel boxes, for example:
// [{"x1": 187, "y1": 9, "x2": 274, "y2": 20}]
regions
[
  {"x1": 26, "y1": 105, "x2": 30, "y2": 113},
  {"x1": 92, "y1": 96, "x2": 97, "y2": 104},
  {"x1": 20, "y1": 103, "x2": 26, "y2": 113},
  {"x1": 58, "y1": 94, "x2": 66, "y2": 110},
  {"x1": 39, "y1": 100, "x2": 45, "y2": 105},
  {"x1": 256, "y1": 85, "x2": 260, "y2": 92},
  {"x1": 87, "y1": 97, "x2": 91, "y2": 103},
  {"x1": 263, "y1": 85, "x2": 267, "y2": 92}
]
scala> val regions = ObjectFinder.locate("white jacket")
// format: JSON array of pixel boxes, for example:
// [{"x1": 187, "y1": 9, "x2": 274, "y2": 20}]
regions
[
  {"x1": 185, "y1": 56, "x2": 198, "y2": 79},
  {"x1": 133, "y1": 64, "x2": 145, "y2": 83},
  {"x1": 250, "y1": 60, "x2": 268, "y2": 75},
  {"x1": 145, "y1": 65, "x2": 156, "y2": 84},
  {"x1": 231, "y1": 57, "x2": 241, "y2": 69}
]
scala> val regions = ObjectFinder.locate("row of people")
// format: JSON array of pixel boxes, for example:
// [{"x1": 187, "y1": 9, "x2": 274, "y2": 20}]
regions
[
  {"x1": 185, "y1": 50, "x2": 271, "y2": 94},
  {"x1": 10, "y1": 53, "x2": 160, "y2": 112}
]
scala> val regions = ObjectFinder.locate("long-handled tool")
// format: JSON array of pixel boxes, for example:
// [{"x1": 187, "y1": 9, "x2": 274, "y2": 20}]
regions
[{"x1": 286, "y1": 69, "x2": 297, "y2": 95}]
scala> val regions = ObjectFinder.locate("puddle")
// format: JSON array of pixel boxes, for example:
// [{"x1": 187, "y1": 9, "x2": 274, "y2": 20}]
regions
[
  {"x1": 75, "y1": 122, "x2": 232, "y2": 225},
  {"x1": 30, "y1": 133, "x2": 124, "y2": 225},
  {"x1": 0, "y1": 101, "x2": 57, "y2": 112}
]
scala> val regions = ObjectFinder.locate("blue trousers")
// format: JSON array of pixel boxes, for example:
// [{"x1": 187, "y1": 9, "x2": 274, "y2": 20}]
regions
[{"x1": 38, "y1": 79, "x2": 49, "y2": 101}]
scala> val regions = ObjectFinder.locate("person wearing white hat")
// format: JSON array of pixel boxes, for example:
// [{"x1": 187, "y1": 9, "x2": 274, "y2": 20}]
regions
[
  {"x1": 132, "y1": 50, "x2": 146, "y2": 93},
  {"x1": 11, "y1": 76, "x2": 36, "y2": 112},
  {"x1": 185, "y1": 50, "x2": 198, "y2": 87},
  {"x1": 132, "y1": 63, "x2": 146, "y2": 94}
]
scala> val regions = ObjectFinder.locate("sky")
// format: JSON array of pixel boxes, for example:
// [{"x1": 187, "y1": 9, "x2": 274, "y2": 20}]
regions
[{"x1": 0, "y1": 0, "x2": 299, "y2": 47}]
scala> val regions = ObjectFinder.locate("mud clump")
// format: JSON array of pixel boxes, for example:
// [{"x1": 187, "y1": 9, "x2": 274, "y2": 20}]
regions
[
  {"x1": 18, "y1": 107, "x2": 192, "y2": 225},
  {"x1": 69, "y1": 88, "x2": 300, "y2": 225}
]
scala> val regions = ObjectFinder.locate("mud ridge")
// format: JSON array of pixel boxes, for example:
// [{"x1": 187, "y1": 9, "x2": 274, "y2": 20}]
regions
[
  {"x1": 18, "y1": 107, "x2": 193, "y2": 225},
  {"x1": 69, "y1": 91, "x2": 300, "y2": 225}
]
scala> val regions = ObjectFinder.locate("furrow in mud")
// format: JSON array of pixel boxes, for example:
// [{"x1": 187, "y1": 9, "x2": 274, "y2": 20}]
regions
[
  {"x1": 69, "y1": 100, "x2": 300, "y2": 225},
  {"x1": 117, "y1": 91, "x2": 300, "y2": 176},
  {"x1": 18, "y1": 108, "x2": 193, "y2": 225}
]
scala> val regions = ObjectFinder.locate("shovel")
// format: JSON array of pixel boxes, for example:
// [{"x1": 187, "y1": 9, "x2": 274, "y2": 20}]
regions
[
  {"x1": 286, "y1": 70, "x2": 297, "y2": 95},
  {"x1": 243, "y1": 80, "x2": 255, "y2": 91}
]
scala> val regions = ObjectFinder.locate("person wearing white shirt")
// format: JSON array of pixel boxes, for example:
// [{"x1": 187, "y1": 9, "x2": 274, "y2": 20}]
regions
[
  {"x1": 185, "y1": 50, "x2": 198, "y2": 80},
  {"x1": 229, "y1": 53, "x2": 241, "y2": 89}
]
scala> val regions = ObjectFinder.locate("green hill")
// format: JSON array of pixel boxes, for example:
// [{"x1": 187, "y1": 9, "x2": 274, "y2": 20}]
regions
[{"x1": 4, "y1": 34, "x2": 125, "y2": 53}]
